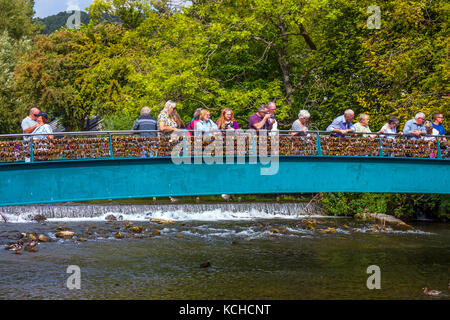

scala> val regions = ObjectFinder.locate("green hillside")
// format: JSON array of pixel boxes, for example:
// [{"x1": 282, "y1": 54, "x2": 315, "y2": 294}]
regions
[{"x1": 37, "y1": 11, "x2": 90, "y2": 34}]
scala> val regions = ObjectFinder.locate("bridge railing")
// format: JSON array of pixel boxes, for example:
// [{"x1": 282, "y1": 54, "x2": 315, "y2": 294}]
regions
[{"x1": 0, "y1": 130, "x2": 448, "y2": 163}]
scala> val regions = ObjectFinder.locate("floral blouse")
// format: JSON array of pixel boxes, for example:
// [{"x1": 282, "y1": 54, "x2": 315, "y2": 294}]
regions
[{"x1": 158, "y1": 112, "x2": 178, "y2": 132}]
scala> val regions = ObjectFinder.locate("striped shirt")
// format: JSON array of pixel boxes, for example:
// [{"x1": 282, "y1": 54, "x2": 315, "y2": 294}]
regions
[{"x1": 133, "y1": 116, "x2": 158, "y2": 137}]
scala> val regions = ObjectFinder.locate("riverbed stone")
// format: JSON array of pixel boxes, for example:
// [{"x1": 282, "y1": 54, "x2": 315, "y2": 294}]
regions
[
  {"x1": 55, "y1": 231, "x2": 76, "y2": 239},
  {"x1": 33, "y1": 215, "x2": 47, "y2": 222},
  {"x1": 130, "y1": 226, "x2": 143, "y2": 233},
  {"x1": 38, "y1": 234, "x2": 50, "y2": 242},
  {"x1": 175, "y1": 233, "x2": 184, "y2": 238},
  {"x1": 123, "y1": 221, "x2": 133, "y2": 229},
  {"x1": 150, "y1": 218, "x2": 175, "y2": 225},
  {"x1": 105, "y1": 214, "x2": 117, "y2": 221},
  {"x1": 27, "y1": 233, "x2": 37, "y2": 241},
  {"x1": 302, "y1": 219, "x2": 316, "y2": 230},
  {"x1": 320, "y1": 227, "x2": 337, "y2": 234},
  {"x1": 152, "y1": 229, "x2": 161, "y2": 236},
  {"x1": 114, "y1": 231, "x2": 123, "y2": 239}
]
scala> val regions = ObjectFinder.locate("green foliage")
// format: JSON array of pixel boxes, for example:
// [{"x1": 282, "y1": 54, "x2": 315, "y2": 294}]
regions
[
  {"x1": 321, "y1": 193, "x2": 450, "y2": 221},
  {"x1": 88, "y1": 0, "x2": 150, "y2": 29},
  {"x1": 5, "y1": 0, "x2": 447, "y2": 134},
  {"x1": 359, "y1": 0, "x2": 449, "y2": 129},
  {"x1": 102, "y1": 113, "x2": 136, "y2": 131},
  {"x1": 14, "y1": 24, "x2": 130, "y2": 131},
  {"x1": 0, "y1": 0, "x2": 41, "y2": 40},
  {"x1": 0, "y1": 32, "x2": 31, "y2": 133},
  {"x1": 0, "y1": 0, "x2": 39, "y2": 134}
]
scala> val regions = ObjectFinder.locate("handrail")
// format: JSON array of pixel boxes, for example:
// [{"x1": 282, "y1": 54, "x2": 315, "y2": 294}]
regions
[
  {"x1": 0, "y1": 129, "x2": 449, "y2": 139},
  {"x1": 0, "y1": 129, "x2": 447, "y2": 164}
]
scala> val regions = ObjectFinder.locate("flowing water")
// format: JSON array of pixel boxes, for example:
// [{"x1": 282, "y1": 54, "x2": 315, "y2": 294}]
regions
[{"x1": 0, "y1": 203, "x2": 448, "y2": 300}]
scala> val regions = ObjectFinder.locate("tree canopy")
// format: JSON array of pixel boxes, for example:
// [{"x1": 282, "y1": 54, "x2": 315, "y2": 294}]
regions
[{"x1": 1, "y1": 0, "x2": 448, "y2": 133}]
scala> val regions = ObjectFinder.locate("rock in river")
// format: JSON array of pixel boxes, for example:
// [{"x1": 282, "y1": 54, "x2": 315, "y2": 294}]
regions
[
  {"x1": 33, "y1": 215, "x2": 47, "y2": 222},
  {"x1": 55, "y1": 231, "x2": 76, "y2": 239},
  {"x1": 105, "y1": 215, "x2": 117, "y2": 221},
  {"x1": 38, "y1": 234, "x2": 50, "y2": 242},
  {"x1": 150, "y1": 218, "x2": 175, "y2": 225},
  {"x1": 130, "y1": 226, "x2": 144, "y2": 233}
]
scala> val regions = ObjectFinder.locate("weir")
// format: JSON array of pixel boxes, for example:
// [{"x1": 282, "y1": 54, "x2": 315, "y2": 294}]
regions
[{"x1": 0, "y1": 202, "x2": 322, "y2": 222}]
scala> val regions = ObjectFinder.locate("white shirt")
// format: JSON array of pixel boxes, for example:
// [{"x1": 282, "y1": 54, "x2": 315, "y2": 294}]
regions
[
  {"x1": 423, "y1": 128, "x2": 440, "y2": 141},
  {"x1": 21, "y1": 116, "x2": 37, "y2": 140},
  {"x1": 32, "y1": 124, "x2": 53, "y2": 140},
  {"x1": 269, "y1": 118, "x2": 278, "y2": 136},
  {"x1": 379, "y1": 124, "x2": 397, "y2": 139}
]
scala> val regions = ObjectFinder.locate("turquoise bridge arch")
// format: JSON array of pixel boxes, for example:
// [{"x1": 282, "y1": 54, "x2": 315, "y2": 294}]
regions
[{"x1": 0, "y1": 131, "x2": 449, "y2": 206}]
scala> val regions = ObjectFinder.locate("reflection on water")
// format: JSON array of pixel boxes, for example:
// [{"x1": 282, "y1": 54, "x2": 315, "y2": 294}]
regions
[{"x1": 0, "y1": 214, "x2": 449, "y2": 300}]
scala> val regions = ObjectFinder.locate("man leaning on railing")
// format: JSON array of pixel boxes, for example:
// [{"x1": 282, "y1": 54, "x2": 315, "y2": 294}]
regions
[
  {"x1": 403, "y1": 112, "x2": 427, "y2": 140},
  {"x1": 326, "y1": 109, "x2": 356, "y2": 137}
]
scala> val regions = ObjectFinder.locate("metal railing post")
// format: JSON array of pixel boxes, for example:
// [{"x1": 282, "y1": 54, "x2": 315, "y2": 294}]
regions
[
  {"x1": 30, "y1": 138, "x2": 34, "y2": 163},
  {"x1": 437, "y1": 138, "x2": 442, "y2": 159},
  {"x1": 316, "y1": 133, "x2": 322, "y2": 156},
  {"x1": 378, "y1": 137, "x2": 384, "y2": 157},
  {"x1": 109, "y1": 133, "x2": 113, "y2": 158}
]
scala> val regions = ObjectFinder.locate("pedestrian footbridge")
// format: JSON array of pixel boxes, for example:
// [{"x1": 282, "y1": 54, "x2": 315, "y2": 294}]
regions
[{"x1": 0, "y1": 131, "x2": 448, "y2": 206}]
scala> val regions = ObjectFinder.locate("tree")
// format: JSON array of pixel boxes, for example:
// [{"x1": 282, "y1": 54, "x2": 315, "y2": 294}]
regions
[
  {"x1": 359, "y1": 0, "x2": 449, "y2": 127},
  {"x1": 0, "y1": 32, "x2": 31, "y2": 133},
  {"x1": 0, "y1": 0, "x2": 40, "y2": 134},
  {"x1": 0, "y1": 0, "x2": 41, "y2": 40},
  {"x1": 14, "y1": 25, "x2": 130, "y2": 131}
]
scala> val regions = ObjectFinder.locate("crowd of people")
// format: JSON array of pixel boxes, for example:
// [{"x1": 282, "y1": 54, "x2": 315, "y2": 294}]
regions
[
  {"x1": 21, "y1": 101, "x2": 447, "y2": 144},
  {"x1": 131, "y1": 100, "x2": 446, "y2": 142}
]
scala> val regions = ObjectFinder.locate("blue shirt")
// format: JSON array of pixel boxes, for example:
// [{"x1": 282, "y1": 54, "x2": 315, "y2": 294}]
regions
[
  {"x1": 432, "y1": 123, "x2": 446, "y2": 136},
  {"x1": 403, "y1": 118, "x2": 426, "y2": 140},
  {"x1": 326, "y1": 115, "x2": 356, "y2": 137},
  {"x1": 194, "y1": 119, "x2": 218, "y2": 136}
]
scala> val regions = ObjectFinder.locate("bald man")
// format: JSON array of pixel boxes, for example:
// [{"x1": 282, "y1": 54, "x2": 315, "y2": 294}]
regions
[{"x1": 21, "y1": 106, "x2": 40, "y2": 140}]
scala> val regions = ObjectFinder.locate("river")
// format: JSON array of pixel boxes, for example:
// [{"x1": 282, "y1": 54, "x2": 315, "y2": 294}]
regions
[{"x1": 0, "y1": 203, "x2": 448, "y2": 300}]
